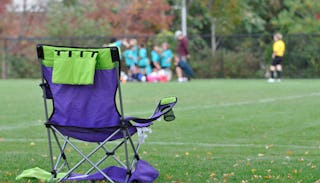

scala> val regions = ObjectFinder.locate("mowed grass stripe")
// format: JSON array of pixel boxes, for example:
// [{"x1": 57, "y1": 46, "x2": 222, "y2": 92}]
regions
[
  {"x1": 124, "y1": 91, "x2": 320, "y2": 115},
  {"x1": 3, "y1": 91, "x2": 319, "y2": 130}
]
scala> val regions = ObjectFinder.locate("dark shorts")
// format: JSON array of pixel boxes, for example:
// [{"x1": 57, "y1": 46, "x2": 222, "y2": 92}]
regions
[{"x1": 272, "y1": 56, "x2": 283, "y2": 66}]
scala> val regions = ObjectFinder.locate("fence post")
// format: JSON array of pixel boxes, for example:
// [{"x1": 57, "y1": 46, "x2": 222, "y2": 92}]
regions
[{"x1": 1, "y1": 38, "x2": 8, "y2": 79}]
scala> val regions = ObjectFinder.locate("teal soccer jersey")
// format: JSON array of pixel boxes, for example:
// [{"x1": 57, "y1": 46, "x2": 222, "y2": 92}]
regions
[
  {"x1": 151, "y1": 50, "x2": 161, "y2": 64},
  {"x1": 161, "y1": 49, "x2": 173, "y2": 68}
]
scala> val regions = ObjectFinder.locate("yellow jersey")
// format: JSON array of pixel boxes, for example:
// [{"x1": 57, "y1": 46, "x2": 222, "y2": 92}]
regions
[{"x1": 273, "y1": 40, "x2": 285, "y2": 57}]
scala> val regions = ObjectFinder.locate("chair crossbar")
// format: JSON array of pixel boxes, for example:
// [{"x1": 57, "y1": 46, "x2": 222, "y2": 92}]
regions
[
  {"x1": 49, "y1": 125, "x2": 141, "y2": 182},
  {"x1": 50, "y1": 126, "x2": 123, "y2": 182},
  {"x1": 85, "y1": 140, "x2": 129, "y2": 175}
]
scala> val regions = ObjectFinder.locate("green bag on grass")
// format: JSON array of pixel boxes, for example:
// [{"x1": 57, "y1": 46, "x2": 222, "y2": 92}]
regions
[{"x1": 16, "y1": 167, "x2": 67, "y2": 182}]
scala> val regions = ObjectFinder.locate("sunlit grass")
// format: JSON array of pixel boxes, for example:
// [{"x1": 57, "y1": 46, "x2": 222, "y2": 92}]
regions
[{"x1": 1, "y1": 79, "x2": 320, "y2": 182}]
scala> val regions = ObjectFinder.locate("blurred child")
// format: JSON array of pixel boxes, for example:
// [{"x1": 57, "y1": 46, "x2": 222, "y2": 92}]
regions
[
  {"x1": 138, "y1": 44, "x2": 152, "y2": 75},
  {"x1": 123, "y1": 44, "x2": 138, "y2": 80},
  {"x1": 160, "y1": 42, "x2": 173, "y2": 81},
  {"x1": 150, "y1": 45, "x2": 161, "y2": 71},
  {"x1": 268, "y1": 33, "x2": 285, "y2": 83},
  {"x1": 129, "y1": 38, "x2": 139, "y2": 59},
  {"x1": 160, "y1": 42, "x2": 173, "y2": 69}
]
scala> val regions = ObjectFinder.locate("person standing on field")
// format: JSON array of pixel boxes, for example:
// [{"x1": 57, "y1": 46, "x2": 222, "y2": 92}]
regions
[
  {"x1": 174, "y1": 30, "x2": 192, "y2": 82},
  {"x1": 268, "y1": 33, "x2": 285, "y2": 83}
]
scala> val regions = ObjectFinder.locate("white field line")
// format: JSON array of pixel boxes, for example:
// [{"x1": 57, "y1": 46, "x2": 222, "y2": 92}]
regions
[
  {"x1": 0, "y1": 121, "x2": 43, "y2": 131},
  {"x1": 148, "y1": 142, "x2": 320, "y2": 150},
  {"x1": 1, "y1": 138, "x2": 319, "y2": 150},
  {"x1": 129, "y1": 92, "x2": 320, "y2": 115}
]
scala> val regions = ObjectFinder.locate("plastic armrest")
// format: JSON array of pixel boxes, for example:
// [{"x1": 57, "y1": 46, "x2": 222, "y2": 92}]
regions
[{"x1": 125, "y1": 97, "x2": 178, "y2": 126}]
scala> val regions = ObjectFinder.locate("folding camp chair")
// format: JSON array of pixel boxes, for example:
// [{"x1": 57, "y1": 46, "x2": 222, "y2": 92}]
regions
[{"x1": 37, "y1": 44, "x2": 177, "y2": 182}]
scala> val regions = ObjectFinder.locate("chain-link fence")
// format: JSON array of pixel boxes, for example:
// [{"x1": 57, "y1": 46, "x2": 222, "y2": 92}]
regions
[{"x1": 1, "y1": 34, "x2": 320, "y2": 79}]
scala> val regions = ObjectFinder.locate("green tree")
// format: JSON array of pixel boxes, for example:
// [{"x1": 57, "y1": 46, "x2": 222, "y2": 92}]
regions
[
  {"x1": 170, "y1": 0, "x2": 248, "y2": 54},
  {"x1": 43, "y1": 1, "x2": 111, "y2": 38},
  {"x1": 239, "y1": 0, "x2": 267, "y2": 34},
  {"x1": 242, "y1": 0, "x2": 284, "y2": 33},
  {"x1": 271, "y1": 0, "x2": 320, "y2": 33}
]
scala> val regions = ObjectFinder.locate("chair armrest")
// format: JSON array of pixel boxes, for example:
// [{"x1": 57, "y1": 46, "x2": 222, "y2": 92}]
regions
[{"x1": 125, "y1": 97, "x2": 178, "y2": 127}]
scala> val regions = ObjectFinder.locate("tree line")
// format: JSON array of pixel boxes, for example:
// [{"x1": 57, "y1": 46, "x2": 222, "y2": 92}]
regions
[{"x1": 0, "y1": 0, "x2": 320, "y2": 78}]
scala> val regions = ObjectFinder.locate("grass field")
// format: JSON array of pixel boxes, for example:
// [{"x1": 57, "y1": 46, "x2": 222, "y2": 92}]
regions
[{"x1": 1, "y1": 79, "x2": 320, "y2": 182}]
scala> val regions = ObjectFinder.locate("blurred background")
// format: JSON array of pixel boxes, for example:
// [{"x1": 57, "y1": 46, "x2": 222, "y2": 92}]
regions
[{"x1": 0, "y1": 0, "x2": 319, "y2": 79}]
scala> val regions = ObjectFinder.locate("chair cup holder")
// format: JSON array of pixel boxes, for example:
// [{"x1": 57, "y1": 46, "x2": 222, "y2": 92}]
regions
[{"x1": 164, "y1": 109, "x2": 175, "y2": 122}]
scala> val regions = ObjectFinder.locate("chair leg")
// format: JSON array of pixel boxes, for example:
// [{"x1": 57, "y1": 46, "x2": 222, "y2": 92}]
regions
[{"x1": 47, "y1": 128, "x2": 57, "y2": 180}]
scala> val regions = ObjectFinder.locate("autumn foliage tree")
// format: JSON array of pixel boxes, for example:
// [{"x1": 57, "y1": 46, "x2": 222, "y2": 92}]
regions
[
  {"x1": 43, "y1": 0, "x2": 173, "y2": 37},
  {"x1": 1, "y1": 0, "x2": 45, "y2": 78},
  {"x1": 0, "y1": 0, "x2": 12, "y2": 36},
  {"x1": 87, "y1": 0, "x2": 173, "y2": 36},
  {"x1": 1, "y1": 0, "x2": 174, "y2": 78}
]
